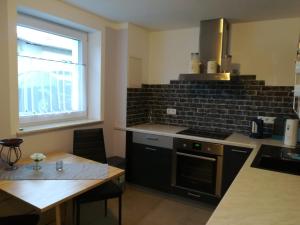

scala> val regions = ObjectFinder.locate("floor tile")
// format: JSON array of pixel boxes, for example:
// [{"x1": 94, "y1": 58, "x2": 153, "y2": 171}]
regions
[{"x1": 80, "y1": 184, "x2": 215, "y2": 225}]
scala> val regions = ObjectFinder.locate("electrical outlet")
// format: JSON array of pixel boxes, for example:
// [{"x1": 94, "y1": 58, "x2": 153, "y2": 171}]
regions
[
  {"x1": 167, "y1": 108, "x2": 176, "y2": 115},
  {"x1": 257, "y1": 116, "x2": 276, "y2": 124}
]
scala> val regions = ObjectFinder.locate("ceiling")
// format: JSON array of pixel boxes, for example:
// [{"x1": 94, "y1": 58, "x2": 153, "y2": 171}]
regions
[{"x1": 64, "y1": 0, "x2": 300, "y2": 30}]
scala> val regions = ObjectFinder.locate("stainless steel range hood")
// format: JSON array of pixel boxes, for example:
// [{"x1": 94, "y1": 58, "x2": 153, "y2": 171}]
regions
[{"x1": 179, "y1": 18, "x2": 231, "y2": 81}]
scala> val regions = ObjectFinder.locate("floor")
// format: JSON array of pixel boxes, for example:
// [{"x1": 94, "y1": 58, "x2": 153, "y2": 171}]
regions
[{"x1": 80, "y1": 184, "x2": 216, "y2": 225}]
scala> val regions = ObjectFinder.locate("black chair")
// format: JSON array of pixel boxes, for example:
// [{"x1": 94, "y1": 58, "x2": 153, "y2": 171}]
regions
[
  {"x1": 73, "y1": 128, "x2": 123, "y2": 225},
  {"x1": 0, "y1": 214, "x2": 39, "y2": 225}
]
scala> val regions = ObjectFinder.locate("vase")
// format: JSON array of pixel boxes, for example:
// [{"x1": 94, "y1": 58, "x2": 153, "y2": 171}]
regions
[{"x1": 33, "y1": 160, "x2": 41, "y2": 170}]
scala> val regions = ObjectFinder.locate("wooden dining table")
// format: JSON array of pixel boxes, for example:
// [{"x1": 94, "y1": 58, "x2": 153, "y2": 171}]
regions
[{"x1": 0, "y1": 152, "x2": 125, "y2": 225}]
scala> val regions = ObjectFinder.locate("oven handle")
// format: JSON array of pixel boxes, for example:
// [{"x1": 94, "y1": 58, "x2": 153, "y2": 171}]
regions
[{"x1": 176, "y1": 152, "x2": 216, "y2": 162}]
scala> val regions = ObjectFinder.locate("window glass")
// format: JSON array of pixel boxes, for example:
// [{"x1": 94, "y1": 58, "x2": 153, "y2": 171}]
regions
[{"x1": 17, "y1": 24, "x2": 87, "y2": 125}]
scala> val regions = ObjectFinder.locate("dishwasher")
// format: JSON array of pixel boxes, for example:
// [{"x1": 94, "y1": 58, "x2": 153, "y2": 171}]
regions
[{"x1": 126, "y1": 132, "x2": 173, "y2": 192}]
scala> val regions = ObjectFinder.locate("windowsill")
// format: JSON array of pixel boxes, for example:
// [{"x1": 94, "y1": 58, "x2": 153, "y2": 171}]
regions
[{"x1": 17, "y1": 119, "x2": 103, "y2": 136}]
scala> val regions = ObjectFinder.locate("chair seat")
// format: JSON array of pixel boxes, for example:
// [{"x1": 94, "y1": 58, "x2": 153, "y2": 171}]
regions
[
  {"x1": 107, "y1": 156, "x2": 125, "y2": 169},
  {"x1": 76, "y1": 181, "x2": 122, "y2": 204},
  {"x1": 0, "y1": 215, "x2": 39, "y2": 225}
]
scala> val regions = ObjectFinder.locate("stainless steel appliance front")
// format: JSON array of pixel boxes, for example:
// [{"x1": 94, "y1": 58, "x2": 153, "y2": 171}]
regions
[{"x1": 172, "y1": 138, "x2": 223, "y2": 198}]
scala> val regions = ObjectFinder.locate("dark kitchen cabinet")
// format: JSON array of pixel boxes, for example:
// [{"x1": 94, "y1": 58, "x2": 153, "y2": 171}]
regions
[
  {"x1": 222, "y1": 145, "x2": 252, "y2": 195},
  {"x1": 126, "y1": 132, "x2": 173, "y2": 192}
]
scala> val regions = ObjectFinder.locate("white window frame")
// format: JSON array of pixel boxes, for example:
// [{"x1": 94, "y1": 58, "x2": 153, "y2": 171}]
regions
[{"x1": 17, "y1": 14, "x2": 89, "y2": 127}]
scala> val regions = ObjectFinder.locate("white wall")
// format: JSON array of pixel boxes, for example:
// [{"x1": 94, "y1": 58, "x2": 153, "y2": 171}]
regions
[
  {"x1": 104, "y1": 27, "x2": 128, "y2": 157},
  {"x1": 146, "y1": 18, "x2": 300, "y2": 86},
  {"x1": 127, "y1": 24, "x2": 149, "y2": 87},
  {"x1": 231, "y1": 18, "x2": 300, "y2": 86},
  {"x1": 148, "y1": 27, "x2": 200, "y2": 84},
  {"x1": 0, "y1": 0, "x2": 127, "y2": 157},
  {"x1": 113, "y1": 29, "x2": 128, "y2": 157},
  {"x1": 0, "y1": 0, "x2": 12, "y2": 138}
]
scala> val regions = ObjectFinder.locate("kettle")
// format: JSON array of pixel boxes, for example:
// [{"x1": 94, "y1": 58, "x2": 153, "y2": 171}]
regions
[{"x1": 250, "y1": 118, "x2": 264, "y2": 139}]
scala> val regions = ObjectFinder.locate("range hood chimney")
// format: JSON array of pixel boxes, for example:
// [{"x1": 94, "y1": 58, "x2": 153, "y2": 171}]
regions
[
  {"x1": 179, "y1": 18, "x2": 231, "y2": 81},
  {"x1": 200, "y1": 18, "x2": 229, "y2": 73}
]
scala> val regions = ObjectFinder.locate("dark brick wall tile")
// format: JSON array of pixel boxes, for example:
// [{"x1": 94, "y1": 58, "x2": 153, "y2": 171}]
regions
[{"x1": 127, "y1": 77, "x2": 297, "y2": 135}]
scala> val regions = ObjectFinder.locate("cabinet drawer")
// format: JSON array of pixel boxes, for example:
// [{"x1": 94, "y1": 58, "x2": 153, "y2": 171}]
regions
[{"x1": 133, "y1": 132, "x2": 173, "y2": 149}]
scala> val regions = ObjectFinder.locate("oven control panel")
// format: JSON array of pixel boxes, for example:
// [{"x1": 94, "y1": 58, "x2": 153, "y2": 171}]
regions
[
  {"x1": 192, "y1": 143, "x2": 202, "y2": 150},
  {"x1": 174, "y1": 138, "x2": 224, "y2": 156}
]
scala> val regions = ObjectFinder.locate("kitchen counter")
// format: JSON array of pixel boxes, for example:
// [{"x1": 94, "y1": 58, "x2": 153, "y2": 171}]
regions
[
  {"x1": 126, "y1": 123, "x2": 187, "y2": 136},
  {"x1": 126, "y1": 123, "x2": 300, "y2": 225},
  {"x1": 127, "y1": 123, "x2": 256, "y2": 148},
  {"x1": 206, "y1": 141, "x2": 300, "y2": 225}
]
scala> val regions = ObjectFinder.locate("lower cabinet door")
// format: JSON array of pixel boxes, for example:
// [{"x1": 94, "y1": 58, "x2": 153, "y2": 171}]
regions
[
  {"x1": 128, "y1": 143, "x2": 172, "y2": 192},
  {"x1": 222, "y1": 146, "x2": 252, "y2": 195}
]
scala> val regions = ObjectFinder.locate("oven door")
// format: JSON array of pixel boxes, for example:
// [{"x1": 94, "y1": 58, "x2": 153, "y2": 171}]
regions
[{"x1": 175, "y1": 151, "x2": 218, "y2": 196}]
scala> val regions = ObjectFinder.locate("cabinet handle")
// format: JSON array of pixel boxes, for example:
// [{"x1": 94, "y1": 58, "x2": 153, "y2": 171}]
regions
[
  {"x1": 146, "y1": 137, "x2": 159, "y2": 141},
  {"x1": 231, "y1": 149, "x2": 248, "y2": 154},
  {"x1": 187, "y1": 192, "x2": 201, "y2": 198},
  {"x1": 145, "y1": 147, "x2": 157, "y2": 151}
]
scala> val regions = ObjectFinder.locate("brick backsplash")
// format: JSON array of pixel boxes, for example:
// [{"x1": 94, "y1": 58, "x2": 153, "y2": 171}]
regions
[
  {"x1": 127, "y1": 76, "x2": 297, "y2": 135},
  {"x1": 127, "y1": 88, "x2": 148, "y2": 125}
]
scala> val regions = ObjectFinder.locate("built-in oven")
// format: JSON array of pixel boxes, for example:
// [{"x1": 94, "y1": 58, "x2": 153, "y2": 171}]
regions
[{"x1": 172, "y1": 138, "x2": 224, "y2": 198}]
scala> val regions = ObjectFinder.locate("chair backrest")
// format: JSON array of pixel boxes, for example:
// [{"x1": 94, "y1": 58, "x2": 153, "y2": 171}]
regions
[
  {"x1": 73, "y1": 128, "x2": 107, "y2": 163},
  {"x1": 0, "y1": 215, "x2": 39, "y2": 225}
]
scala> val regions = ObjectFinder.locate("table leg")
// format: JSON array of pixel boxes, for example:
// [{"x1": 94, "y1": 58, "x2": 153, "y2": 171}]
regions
[{"x1": 55, "y1": 205, "x2": 62, "y2": 225}]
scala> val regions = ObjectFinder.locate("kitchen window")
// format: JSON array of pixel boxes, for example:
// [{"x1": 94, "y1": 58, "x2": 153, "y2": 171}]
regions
[{"x1": 17, "y1": 15, "x2": 89, "y2": 127}]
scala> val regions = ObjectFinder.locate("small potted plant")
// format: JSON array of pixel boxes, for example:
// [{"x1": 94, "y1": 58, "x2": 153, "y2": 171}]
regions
[{"x1": 30, "y1": 153, "x2": 46, "y2": 170}]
